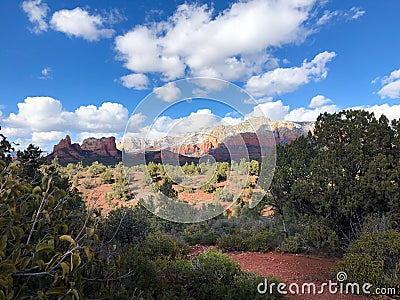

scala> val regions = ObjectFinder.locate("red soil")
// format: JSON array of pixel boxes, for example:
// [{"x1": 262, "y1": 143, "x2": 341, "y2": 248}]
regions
[{"x1": 190, "y1": 246, "x2": 376, "y2": 300}]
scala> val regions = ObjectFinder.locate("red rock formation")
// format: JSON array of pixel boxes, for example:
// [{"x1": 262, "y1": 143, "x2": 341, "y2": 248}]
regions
[
  {"x1": 47, "y1": 135, "x2": 121, "y2": 165},
  {"x1": 81, "y1": 137, "x2": 120, "y2": 157}
]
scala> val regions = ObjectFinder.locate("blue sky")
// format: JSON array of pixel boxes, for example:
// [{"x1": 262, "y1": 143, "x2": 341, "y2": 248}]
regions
[{"x1": 1, "y1": 0, "x2": 400, "y2": 150}]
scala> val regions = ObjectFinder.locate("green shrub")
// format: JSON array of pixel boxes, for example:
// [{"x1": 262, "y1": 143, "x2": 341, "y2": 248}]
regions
[
  {"x1": 217, "y1": 227, "x2": 283, "y2": 252},
  {"x1": 200, "y1": 182, "x2": 216, "y2": 193},
  {"x1": 99, "y1": 168, "x2": 114, "y2": 183},
  {"x1": 141, "y1": 231, "x2": 189, "y2": 260},
  {"x1": 337, "y1": 230, "x2": 400, "y2": 289},
  {"x1": 0, "y1": 152, "x2": 97, "y2": 299},
  {"x1": 277, "y1": 233, "x2": 308, "y2": 253},
  {"x1": 183, "y1": 225, "x2": 218, "y2": 245},
  {"x1": 101, "y1": 207, "x2": 149, "y2": 247},
  {"x1": 161, "y1": 249, "x2": 284, "y2": 300},
  {"x1": 303, "y1": 222, "x2": 340, "y2": 254}
]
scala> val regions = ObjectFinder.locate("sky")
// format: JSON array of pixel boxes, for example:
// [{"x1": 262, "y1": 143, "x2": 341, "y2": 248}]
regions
[{"x1": 0, "y1": 0, "x2": 400, "y2": 150}]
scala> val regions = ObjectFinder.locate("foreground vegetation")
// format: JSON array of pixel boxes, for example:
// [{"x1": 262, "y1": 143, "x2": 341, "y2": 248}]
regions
[
  {"x1": 0, "y1": 131, "x2": 283, "y2": 299},
  {"x1": 1, "y1": 109, "x2": 400, "y2": 298}
]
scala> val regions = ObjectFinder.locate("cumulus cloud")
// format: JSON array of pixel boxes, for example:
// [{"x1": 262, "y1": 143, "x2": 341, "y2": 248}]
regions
[
  {"x1": 4, "y1": 97, "x2": 69, "y2": 131},
  {"x1": 377, "y1": 69, "x2": 400, "y2": 99},
  {"x1": 73, "y1": 102, "x2": 128, "y2": 132},
  {"x1": 285, "y1": 104, "x2": 338, "y2": 121},
  {"x1": 145, "y1": 109, "x2": 219, "y2": 139},
  {"x1": 351, "y1": 104, "x2": 400, "y2": 122},
  {"x1": 309, "y1": 95, "x2": 332, "y2": 108},
  {"x1": 125, "y1": 109, "x2": 228, "y2": 140},
  {"x1": 250, "y1": 100, "x2": 290, "y2": 121},
  {"x1": 22, "y1": 0, "x2": 49, "y2": 34},
  {"x1": 245, "y1": 51, "x2": 336, "y2": 97},
  {"x1": 32, "y1": 131, "x2": 65, "y2": 144},
  {"x1": 120, "y1": 73, "x2": 149, "y2": 90},
  {"x1": 221, "y1": 116, "x2": 243, "y2": 126},
  {"x1": 114, "y1": 0, "x2": 318, "y2": 86},
  {"x1": 154, "y1": 83, "x2": 182, "y2": 102},
  {"x1": 50, "y1": 7, "x2": 114, "y2": 41},
  {"x1": 1, "y1": 97, "x2": 129, "y2": 148}
]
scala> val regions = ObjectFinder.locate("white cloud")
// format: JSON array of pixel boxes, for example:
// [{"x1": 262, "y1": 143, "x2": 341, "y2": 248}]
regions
[
  {"x1": 245, "y1": 51, "x2": 336, "y2": 97},
  {"x1": 221, "y1": 116, "x2": 243, "y2": 126},
  {"x1": 351, "y1": 104, "x2": 400, "y2": 122},
  {"x1": 285, "y1": 104, "x2": 338, "y2": 121},
  {"x1": 38, "y1": 67, "x2": 52, "y2": 79},
  {"x1": 309, "y1": 95, "x2": 331, "y2": 108},
  {"x1": 243, "y1": 97, "x2": 273, "y2": 105},
  {"x1": 317, "y1": 10, "x2": 340, "y2": 26},
  {"x1": 120, "y1": 73, "x2": 149, "y2": 90},
  {"x1": 73, "y1": 102, "x2": 128, "y2": 132},
  {"x1": 377, "y1": 69, "x2": 400, "y2": 99},
  {"x1": 32, "y1": 131, "x2": 65, "y2": 144},
  {"x1": 151, "y1": 109, "x2": 219, "y2": 138},
  {"x1": 1, "y1": 97, "x2": 129, "y2": 148},
  {"x1": 22, "y1": 0, "x2": 49, "y2": 34},
  {"x1": 114, "y1": 0, "x2": 318, "y2": 86},
  {"x1": 4, "y1": 97, "x2": 69, "y2": 131},
  {"x1": 154, "y1": 83, "x2": 182, "y2": 102},
  {"x1": 104, "y1": 8, "x2": 127, "y2": 25},
  {"x1": 349, "y1": 7, "x2": 365, "y2": 20},
  {"x1": 317, "y1": 7, "x2": 365, "y2": 26},
  {"x1": 126, "y1": 109, "x2": 223, "y2": 140},
  {"x1": 50, "y1": 7, "x2": 114, "y2": 41},
  {"x1": 250, "y1": 100, "x2": 290, "y2": 121}
]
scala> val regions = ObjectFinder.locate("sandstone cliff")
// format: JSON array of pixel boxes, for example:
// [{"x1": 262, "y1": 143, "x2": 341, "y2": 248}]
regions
[{"x1": 47, "y1": 135, "x2": 121, "y2": 165}]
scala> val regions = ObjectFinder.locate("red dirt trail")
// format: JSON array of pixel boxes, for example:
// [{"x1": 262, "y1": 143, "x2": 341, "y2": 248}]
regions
[{"x1": 190, "y1": 246, "x2": 389, "y2": 300}]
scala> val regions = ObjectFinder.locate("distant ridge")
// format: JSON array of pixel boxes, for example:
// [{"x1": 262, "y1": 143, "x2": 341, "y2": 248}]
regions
[
  {"x1": 48, "y1": 118, "x2": 314, "y2": 165},
  {"x1": 120, "y1": 118, "x2": 314, "y2": 162}
]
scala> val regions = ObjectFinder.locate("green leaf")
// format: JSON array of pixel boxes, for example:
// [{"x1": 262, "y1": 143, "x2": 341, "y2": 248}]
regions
[
  {"x1": 83, "y1": 246, "x2": 93, "y2": 262},
  {"x1": 0, "y1": 235, "x2": 7, "y2": 251},
  {"x1": 0, "y1": 261, "x2": 16, "y2": 273},
  {"x1": 59, "y1": 235, "x2": 76, "y2": 247},
  {"x1": 20, "y1": 256, "x2": 30, "y2": 269},
  {"x1": 32, "y1": 186, "x2": 42, "y2": 195},
  {"x1": 0, "y1": 275, "x2": 11, "y2": 288},
  {"x1": 61, "y1": 262, "x2": 70, "y2": 279},
  {"x1": 72, "y1": 289, "x2": 80, "y2": 299},
  {"x1": 46, "y1": 287, "x2": 66, "y2": 295},
  {"x1": 86, "y1": 227, "x2": 94, "y2": 237},
  {"x1": 45, "y1": 252, "x2": 61, "y2": 271},
  {"x1": 36, "y1": 259, "x2": 45, "y2": 270},
  {"x1": 12, "y1": 248, "x2": 21, "y2": 264},
  {"x1": 70, "y1": 254, "x2": 81, "y2": 271},
  {"x1": 37, "y1": 290, "x2": 46, "y2": 300},
  {"x1": 0, "y1": 290, "x2": 5, "y2": 300},
  {"x1": 35, "y1": 242, "x2": 54, "y2": 252}
]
